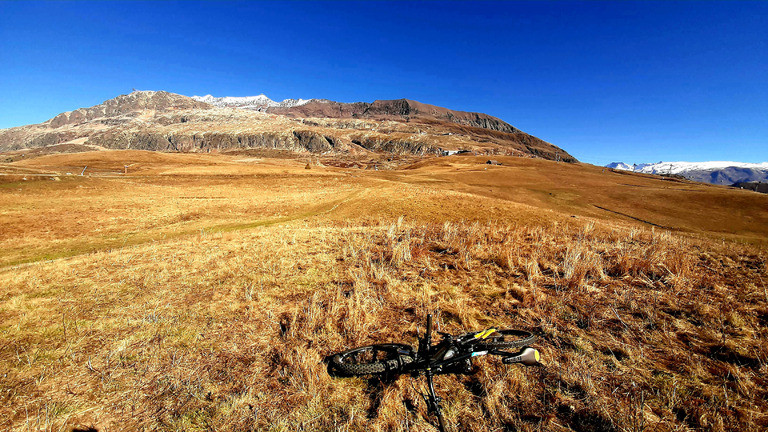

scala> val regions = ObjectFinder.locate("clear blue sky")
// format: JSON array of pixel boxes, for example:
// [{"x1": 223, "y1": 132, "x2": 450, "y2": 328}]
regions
[{"x1": 1, "y1": 1, "x2": 766, "y2": 165}]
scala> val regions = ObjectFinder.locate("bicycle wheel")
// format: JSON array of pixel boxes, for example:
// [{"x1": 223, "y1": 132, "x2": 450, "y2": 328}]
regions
[
  {"x1": 331, "y1": 344, "x2": 415, "y2": 376},
  {"x1": 475, "y1": 330, "x2": 536, "y2": 349}
]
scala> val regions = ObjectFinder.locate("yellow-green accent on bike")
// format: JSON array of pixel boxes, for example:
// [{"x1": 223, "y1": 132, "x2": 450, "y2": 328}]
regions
[{"x1": 474, "y1": 328, "x2": 496, "y2": 339}]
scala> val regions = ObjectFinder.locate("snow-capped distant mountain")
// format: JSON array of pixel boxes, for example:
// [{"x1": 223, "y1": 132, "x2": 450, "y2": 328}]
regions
[
  {"x1": 605, "y1": 162, "x2": 634, "y2": 171},
  {"x1": 191, "y1": 94, "x2": 314, "y2": 111},
  {"x1": 606, "y1": 161, "x2": 768, "y2": 185},
  {"x1": 634, "y1": 161, "x2": 768, "y2": 175}
]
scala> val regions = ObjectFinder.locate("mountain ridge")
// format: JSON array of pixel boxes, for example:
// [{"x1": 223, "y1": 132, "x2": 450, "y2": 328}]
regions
[
  {"x1": 606, "y1": 160, "x2": 768, "y2": 185},
  {"x1": 193, "y1": 94, "x2": 522, "y2": 134}
]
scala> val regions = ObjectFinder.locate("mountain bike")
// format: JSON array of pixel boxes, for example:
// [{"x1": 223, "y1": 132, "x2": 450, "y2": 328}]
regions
[{"x1": 329, "y1": 314, "x2": 540, "y2": 432}]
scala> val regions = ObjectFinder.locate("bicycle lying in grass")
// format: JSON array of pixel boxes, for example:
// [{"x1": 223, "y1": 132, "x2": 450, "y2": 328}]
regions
[{"x1": 328, "y1": 314, "x2": 541, "y2": 432}]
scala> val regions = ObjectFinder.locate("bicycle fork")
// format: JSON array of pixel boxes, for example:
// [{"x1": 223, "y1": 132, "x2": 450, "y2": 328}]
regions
[
  {"x1": 424, "y1": 370, "x2": 448, "y2": 432},
  {"x1": 419, "y1": 314, "x2": 448, "y2": 432}
]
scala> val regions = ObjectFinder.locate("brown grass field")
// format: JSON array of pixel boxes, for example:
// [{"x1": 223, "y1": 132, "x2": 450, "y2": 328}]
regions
[{"x1": 1, "y1": 150, "x2": 767, "y2": 431}]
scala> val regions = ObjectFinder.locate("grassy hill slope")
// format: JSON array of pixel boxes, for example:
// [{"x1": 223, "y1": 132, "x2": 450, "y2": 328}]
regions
[{"x1": 0, "y1": 151, "x2": 766, "y2": 431}]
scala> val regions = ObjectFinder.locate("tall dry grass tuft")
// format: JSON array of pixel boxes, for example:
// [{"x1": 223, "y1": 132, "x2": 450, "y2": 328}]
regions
[
  {"x1": 387, "y1": 223, "x2": 412, "y2": 267},
  {"x1": 561, "y1": 242, "x2": 606, "y2": 290}
]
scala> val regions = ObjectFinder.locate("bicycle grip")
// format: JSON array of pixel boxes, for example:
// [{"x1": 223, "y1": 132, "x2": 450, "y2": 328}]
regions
[{"x1": 502, "y1": 348, "x2": 540, "y2": 366}]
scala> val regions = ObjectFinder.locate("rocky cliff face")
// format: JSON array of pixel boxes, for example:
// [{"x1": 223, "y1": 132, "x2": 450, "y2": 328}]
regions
[
  {"x1": 82, "y1": 129, "x2": 345, "y2": 153},
  {"x1": 0, "y1": 91, "x2": 574, "y2": 162}
]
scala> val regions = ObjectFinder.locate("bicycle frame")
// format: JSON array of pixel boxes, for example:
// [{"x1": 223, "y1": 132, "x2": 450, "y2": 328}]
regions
[
  {"x1": 410, "y1": 314, "x2": 540, "y2": 432},
  {"x1": 412, "y1": 314, "x2": 512, "y2": 373}
]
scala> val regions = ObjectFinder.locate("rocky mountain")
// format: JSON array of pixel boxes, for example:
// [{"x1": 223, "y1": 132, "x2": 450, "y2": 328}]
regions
[
  {"x1": 198, "y1": 94, "x2": 522, "y2": 134},
  {"x1": 0, "y1": 90, "x2": 575, "y2": 162},
  {"x1": 607, "y1": 161, "x2": 768, "y2": 185}
]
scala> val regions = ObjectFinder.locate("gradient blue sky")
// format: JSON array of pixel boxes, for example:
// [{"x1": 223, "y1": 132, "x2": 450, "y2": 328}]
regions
[{"x1": 1, "y1": 1, "x2": 766, "y2": 165}]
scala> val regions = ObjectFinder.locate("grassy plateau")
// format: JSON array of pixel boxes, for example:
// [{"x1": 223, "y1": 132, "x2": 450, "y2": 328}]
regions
[{"x1": 1, "y1": 150, "x2": 766, "y2": 431}]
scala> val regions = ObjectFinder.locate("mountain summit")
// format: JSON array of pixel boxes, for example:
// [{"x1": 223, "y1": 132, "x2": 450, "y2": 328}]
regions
[
  {"x1": 0, "y1": 90, "x2": 575, "y2": 162},
  {"x1": 50, "y1": 91, "x2": 211, "y2": 128}
]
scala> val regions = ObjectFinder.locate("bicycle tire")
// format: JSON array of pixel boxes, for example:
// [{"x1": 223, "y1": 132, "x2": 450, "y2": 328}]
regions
[
  {"x1": 331, "y1": 344, "x2": 415, "y2": 376},
  {"x1": 474, "y1": 330, "x2": 536, "y2": 349}
]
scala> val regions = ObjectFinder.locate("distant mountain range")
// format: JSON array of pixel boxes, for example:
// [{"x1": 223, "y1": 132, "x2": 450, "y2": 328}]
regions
[{"x1": 606, "y1": 161, "x2": 768, "y2": 185}]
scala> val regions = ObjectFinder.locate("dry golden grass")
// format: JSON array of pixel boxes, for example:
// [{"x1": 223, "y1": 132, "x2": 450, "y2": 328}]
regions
[{"x1": 1, "y1": 150, "x2": 766, "y2": 431}]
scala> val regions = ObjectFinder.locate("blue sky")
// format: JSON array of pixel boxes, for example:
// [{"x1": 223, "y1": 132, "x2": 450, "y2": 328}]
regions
[{"x1": 1, "y1": 1, "x2": 766, "y2": 165}]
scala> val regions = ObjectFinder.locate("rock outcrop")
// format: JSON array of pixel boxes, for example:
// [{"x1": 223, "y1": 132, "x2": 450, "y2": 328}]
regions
[{"x1": 82, "y1": 130, "x2": 349, "y2": 153}]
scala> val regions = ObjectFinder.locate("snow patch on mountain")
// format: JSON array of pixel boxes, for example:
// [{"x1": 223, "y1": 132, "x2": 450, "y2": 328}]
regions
[{"x1": 191, "y1": 94, "x2": 315, "y2": 110}]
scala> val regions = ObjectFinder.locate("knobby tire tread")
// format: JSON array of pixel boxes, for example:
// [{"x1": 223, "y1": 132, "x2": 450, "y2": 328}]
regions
[{"x1": 331, "y1": 344, "x2": 414, "y2": 376}]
